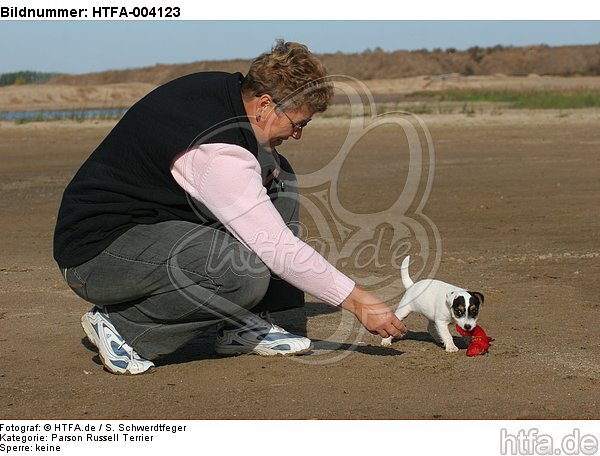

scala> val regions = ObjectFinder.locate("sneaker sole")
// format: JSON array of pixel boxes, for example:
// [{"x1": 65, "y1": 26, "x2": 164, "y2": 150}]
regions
[
  {"x1": 80, "y1": 313, "x2": 154, "y2": 376},
  {"x1": 214, "y1": 344, "x2": 312, "y2": 357},
  {"x1": 81, "y1": 313, "x2": 100, "y2": 349}
]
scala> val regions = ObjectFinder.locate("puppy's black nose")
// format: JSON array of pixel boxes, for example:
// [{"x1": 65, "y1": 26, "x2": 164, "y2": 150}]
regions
[{"x1": 464, "y1": 324, "x2": 472, "y2": 330}]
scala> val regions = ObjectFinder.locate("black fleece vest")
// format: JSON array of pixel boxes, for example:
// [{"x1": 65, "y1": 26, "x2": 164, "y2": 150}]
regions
[{"x1": 53, "y1": 72, "x2": 259, "y2": 267}]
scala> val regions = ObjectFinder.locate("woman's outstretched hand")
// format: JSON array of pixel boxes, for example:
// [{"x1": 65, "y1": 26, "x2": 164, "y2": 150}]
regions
[{"x1": 340, "y1": 285, "x2": 407, "y2": 339}]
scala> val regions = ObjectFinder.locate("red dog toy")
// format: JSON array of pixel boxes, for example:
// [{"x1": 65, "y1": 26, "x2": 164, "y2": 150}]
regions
[{"x1": 455, "y1": 324, "x2": 494, "y2": 356}]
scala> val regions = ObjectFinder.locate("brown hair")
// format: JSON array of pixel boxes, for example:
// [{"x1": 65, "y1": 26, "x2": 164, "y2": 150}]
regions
[{"x1": 241, "y1": 39, "x2": 333, "y2": 113}]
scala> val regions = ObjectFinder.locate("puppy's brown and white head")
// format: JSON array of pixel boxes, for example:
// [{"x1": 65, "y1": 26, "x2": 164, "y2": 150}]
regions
[{"x1": 446, "y1": 290, "x2": 484, "y2": 331}]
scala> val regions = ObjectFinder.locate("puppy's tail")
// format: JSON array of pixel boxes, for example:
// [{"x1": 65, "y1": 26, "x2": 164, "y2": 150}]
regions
[{"x1": 400, "y1": 256, "x2": 414, "y2": 289}]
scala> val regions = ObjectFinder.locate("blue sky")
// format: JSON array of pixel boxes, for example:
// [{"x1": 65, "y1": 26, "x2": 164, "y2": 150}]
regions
[{"x1": 1, "y1": 21, "x2": 599, "y2": 74}]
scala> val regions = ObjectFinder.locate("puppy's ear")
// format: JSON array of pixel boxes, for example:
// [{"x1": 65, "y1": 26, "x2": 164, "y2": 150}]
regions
[
  {"x1": 446, "y1": 291, "x2": 458, "y2": 308},
  {"x1": 469, "y1": 291, "x2": 484, "y2": 305}
]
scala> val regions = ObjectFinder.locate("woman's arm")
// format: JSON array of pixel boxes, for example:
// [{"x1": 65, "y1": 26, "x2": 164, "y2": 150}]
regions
[{"x1": 171, "y1": 143, "x2": 354, "y2": 306}]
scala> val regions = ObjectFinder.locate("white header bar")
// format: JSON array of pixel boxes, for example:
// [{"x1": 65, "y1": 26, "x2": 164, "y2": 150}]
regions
[{"x1": 1, "y1": 0, "x2": 599, "y2": 20}]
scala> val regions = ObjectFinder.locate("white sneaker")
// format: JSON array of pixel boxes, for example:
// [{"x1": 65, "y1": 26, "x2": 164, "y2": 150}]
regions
[
  {"x1": 214, "y1": 312, "x2": 312, "y2": 356},
  {"x1": 81, "y1": 307, "x2": 155, "y2": 375}
]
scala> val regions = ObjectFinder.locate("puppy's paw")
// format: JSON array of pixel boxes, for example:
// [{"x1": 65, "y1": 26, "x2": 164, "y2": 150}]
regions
[
  {"x1": 381, "y1": 336, "x2": 393, "y2": 347},
  {"x1": 445, "y1": 345, "x2": 459, "y2": 353}
]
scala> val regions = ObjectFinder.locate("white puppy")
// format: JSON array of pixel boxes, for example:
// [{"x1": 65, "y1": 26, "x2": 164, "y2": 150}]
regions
[{"x1": 382, "y1": 256, "x2": 484, "y2": 352}]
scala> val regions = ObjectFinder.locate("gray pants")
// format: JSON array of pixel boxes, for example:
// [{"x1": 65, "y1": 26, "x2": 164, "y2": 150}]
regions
[{"x1": 62, "y1": 152, "x2": 304, "y2": 360}]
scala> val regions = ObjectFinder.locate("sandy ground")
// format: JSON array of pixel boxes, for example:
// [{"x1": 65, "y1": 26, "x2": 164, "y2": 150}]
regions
[{"x1": 0, "y1": 108, "x2": 599, "y2": 419}]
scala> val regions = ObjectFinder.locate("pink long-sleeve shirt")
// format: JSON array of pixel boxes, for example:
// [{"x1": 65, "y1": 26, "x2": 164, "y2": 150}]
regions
[{"x1": 170, "y1": 143, "x2": 355, "y2": 306}]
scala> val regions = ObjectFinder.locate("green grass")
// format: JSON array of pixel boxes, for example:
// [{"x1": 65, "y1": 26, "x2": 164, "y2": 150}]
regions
[
  {"x1": 0, "y1": 71, "x2": 61, "y2": 86},
  {"x1": 408, "y1": 90, "x2": 600, "y2": 109},
  {"x1": 376, "y1": 102, "x2": 433, "y2": 115}
]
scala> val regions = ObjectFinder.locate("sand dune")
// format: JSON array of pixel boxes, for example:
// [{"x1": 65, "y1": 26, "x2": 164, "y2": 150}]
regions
[
  {"x1": 3, "y1": 75, "x2": 600, "y2": 112},
  {"x1": 0, "y1": 82, "x2": 155, "y2": 111}
]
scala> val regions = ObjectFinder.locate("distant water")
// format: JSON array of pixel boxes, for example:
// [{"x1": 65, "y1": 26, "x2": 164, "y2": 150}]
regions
[{"x1": 0, "y1": 108, "x2": 127, "y2": 121}]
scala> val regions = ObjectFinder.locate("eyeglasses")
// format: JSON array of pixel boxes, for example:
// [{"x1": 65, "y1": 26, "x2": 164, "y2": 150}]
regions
[{"x1": 280, "y1": 109, "x2": 311, "y2": 134}]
